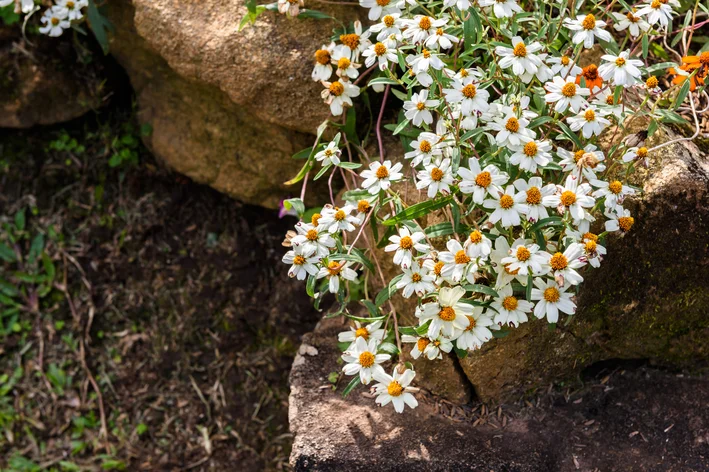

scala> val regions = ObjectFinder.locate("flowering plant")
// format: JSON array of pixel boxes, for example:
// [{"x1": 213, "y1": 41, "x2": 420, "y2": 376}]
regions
[{"x1": 278, "y1": 0, "x2": 706, "y2": 411}]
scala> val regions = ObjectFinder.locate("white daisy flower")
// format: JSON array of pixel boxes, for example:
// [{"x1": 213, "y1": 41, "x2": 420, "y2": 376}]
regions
[
  {"x1": 396, "y1": 263, "x2": 436, "y2": 298},
  {"x1": 563, "y1": 14, "x2": 612, "y2": 49},
  {"x1": 422, "y1": 258, "x2": 451, "y2": 286},
  {"x1": 39, "y1": 7, "x2": 71, "y2": 37},
  {"x1": 317, "y1": 260, "x2": 359, "y2": 293},
  {"x1": 591, "y1": 179, "x2": 635, "y2": 212},
  {"x1": 575, "y1": 232, "x2": 607, "y2": 268},
  {"x1": 544, "y1": 76, "x2": 591, "y2": 113},
  {"x1": 636, "y1": 0, "x2": 674, "y2": 29},
  {"x1": 360, "y1": 160, "x2": 404, "y2": 194},
  {"x1": 338, "y1": 22, "x2": 372, "y2": 59},
  {"x1": 604, "y1": 208, "x2": 635, "y2": 234},
  {"x1": 548, "y1": 55, "x2": 582, "y2": 78},
  {"x1": 495, "y1": 37, "x2": 544, "y2": 82},
  {"x1": 370, "y1": 14, "x2": 402, "y2": 41},
  {"x1": 490, "y1": 237, "x2": 528, "y2": 288},
  {"x1": 342, "y1": 337, "x2": 389, "y2": 385},
  {"x1": 424, "y1": 25, "x2": 460, "y2": 50},
  {"x1": 457, "y1": 160, "x2": 509, "y2": 204},
  {"x1": 611, "y1": 11, "x2": 650, "y2": 38},
  {"x1": 403, "y1": 89, "x2": 440, "y2": 127},
  {"x1": 513, "y1": 177, "x2": 556, "y2": 223},
  {"x1": 402, "y1": 15, "x2": 447, "y2": 44},
  {"x1": 455, "y1": 307, "x2": 494, "y2": 350},
  {"x1": 405, "y1": 132, "x2": 445, "y2": 167},
  {"x1": 558, "y1": 144, "x2": 607, "y2": 180},
  {"x1": 622, "y1": 146, "x2": 649, "y2": 166},
  {"x1": 359, "y1": 0, "x2": 400, "y2": 21},
  {"x1": 591, "y1": 88, "x2": 624, "y2": 119},
  {"x1": 464, "y1": 230, "x2": 493, "y2": 259},
  {"x1": 314, "y1": 136, "x2": 342, "y2": 166},
  {"x1": 528, "y1": 53, "x2": 555, "y2": 84},
  {"x1": 277, "y1": 0, "x2": 303, "y2": 17},
  {"x1": 478, "y1": 0, "x2": 523, "y2": 18},
  {"x1": 443, "y1": 0, "x2": 471, "y2": 12},
  {"x1": 439, "y1": 239, "x2": 478, "y2": 284},
  {"x1": 545, "y1": 243, "x2": 586, "y2": 286},
  {"x1": 332, "y1": 47, "x2": 360, "y2": 80},
  {"x1": 491, "y1": 284, "x2": 533, "y2": 328},
  {"x1": 487, "y1": 113, "x2": 534, "y2": 147},
  {"x1": 56, "y1": 0, "x2": 88, "y2": 20},
  {"x1": 501, "y1": 238, "x2": 550, "y2": 276},
  {"x1": 362, "y1": 41, "x2": 399, "y2": 71},
  {"x1": 567, "y1": 106, "x2": 611, "y2": 139},
  {"x1": 282, "y1": 244, "x2": 320, "y2": 280},
  {"x1": 291, "y1": 222, "x2": 336, "y2": 257},
  {"x1": 531, "y1": 278, "x2": 577, "y2": 323},
  {"x1": 321, "y1": 80, "x2": 360, "y2": 116},
  {"x1": 312, "y1": 43, "x2": 336, "y2": 82},
  {"x1": 543, "y1": 175, "x2": 595, "y2": 223},
  {"x1": 598, "y1": 50, "x2": 644, "y2": 87},
  {"x1": 319, "y1": 204, "x2": 360, "y2": 233},
  {"x1": 483, "y1": 185, "x2": 529, "y2": 228},
  {"x1": 338, "y1": 320, "x2": 386, "y2": 350},
  {"x1": 509, "y1": 138, "x2": 553, "y2": 173},
  {"x1": 372, "y1": 368, "x2": 418, "y2": 413},
  {"x1": 442, "y1": 79, "x2": 490, "y2": 116},
  {"x1": 419, "y1": 286, "x2": 473, "y2": 338},
  {"x1": 406, "y1": 49, "x2": 445, "y2": 87},
  {"x1": 403, "y1": 335, "x2": 453, "y2": 360},
  {"x1": 416, "y1": 158, "x2": 454, "y2": 198},
  {"x1": 385, "y1": 227, "x2": 429, "y2": 269}
]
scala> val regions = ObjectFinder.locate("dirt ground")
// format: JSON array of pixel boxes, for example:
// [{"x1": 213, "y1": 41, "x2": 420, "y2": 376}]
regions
[{"x1": 0, "y1": 104, "x2": 317, "y2": 470}]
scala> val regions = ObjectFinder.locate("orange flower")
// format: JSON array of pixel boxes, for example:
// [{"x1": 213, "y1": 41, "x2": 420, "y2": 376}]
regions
[
  {"x1": 576, "y1": 64, "x2": 603, "y2": 90},
  {"x1": 668, "y1": 51, "x2": 709, "y2": 91}
]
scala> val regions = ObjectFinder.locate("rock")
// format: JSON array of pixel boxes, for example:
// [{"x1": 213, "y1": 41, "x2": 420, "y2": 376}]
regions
[
  {"x1": 289, "y1": 315, "x2": 709, "y2": 471},
  {"x1": 0, "y1": 26, "x2": 105, "y2": 128},
  {"x1": 106, "y1": 0, "x2": 358, "y2": 208}
]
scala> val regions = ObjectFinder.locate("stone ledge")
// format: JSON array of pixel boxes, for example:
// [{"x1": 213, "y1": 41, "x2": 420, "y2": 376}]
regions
[{"x1": 289, "y1": 316, "x2": 709, "y2": 471}]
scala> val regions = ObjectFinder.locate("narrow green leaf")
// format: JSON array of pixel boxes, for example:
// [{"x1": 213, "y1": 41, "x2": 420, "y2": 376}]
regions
[
  {"x1": 381, "y1": 196, "x2": 452, "y2": 226},
  {"x1": 342, "y1": 376, "x2": 361, "y2": 397},
  {"x1": 463, "y1": 284, "x2": 499, "y2": 298},
  {"x1": 375, "y1": 274, "x2": 403, "y2": 307}
]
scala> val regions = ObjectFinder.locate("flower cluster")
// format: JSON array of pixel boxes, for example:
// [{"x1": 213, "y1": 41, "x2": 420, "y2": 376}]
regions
[
  {"x1": 281, "y1": 0, "x2": 694, "y2": 412},
  {"x1": 1, "y1": 0, "x2": 88, "y2": 37}
]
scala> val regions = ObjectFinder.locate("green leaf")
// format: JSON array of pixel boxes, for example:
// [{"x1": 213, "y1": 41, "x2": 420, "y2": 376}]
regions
[
  {"x1": 375, "y1": 274, "x2": 403, "y2": 307},
  {"x1": 556, "y1": 121, "x2": 582, "y2": 149},
  {"x1": 283, "y1": 198, "x2": 305, "y2": 217},
  {"x1": 392, "y1": 118, "x2": 411, "y2": 136},
  {"x1": 641, "y1": 34, "x2": 649, "y2": 59},
  {"x1": 381, "y1": 196, "x2": 452, "y2": 226},
  {"x1": 463, "y1": 8, "x2": 482, "y2": 48},
  {"x1": 361, "y1": 300, "x2": 380, "y2": 318},
  {"x1": 526, "y1": 272, "x2": 533, "y2": 301},
  {"x1": 87, "y1": 0, "x2": 113, "y2": 55},
  {"x1": 342, "y1": 376, "x2": 361, "y2": 397},
  {"x1": 454, "y1": 346, "x2": 468, "y2": 359},
  {"x1": 28, "y1": 234, "x2": 44, "y2": 264},
  {"x1": 330, "y1": 249, "x2": 375, "y2": 273},
  {"x1": 0, "y1": 243, "x2": 16, "y2": 263},
  {"x1": 297, "y1": 9, "x2": 334, "y2": 20},
  {"x1": 424, "y1": 222, "x2": 454, "y2": 238},
  {"x1": 15, "y1": 209, "x2": 25, "y2": 231},
  {"x1": 673, "y1": 78, "x2": 691, "y2": 109},
  {"x1": 306, "y1": 274, "x2": 317, "y2": 298},
  {"x1": 292, "y1": 146, "x2": 316, "y2": 160},
  {"x1": 314, "y1": 163, "x2": 332, "y2": 180},
  {"x1": 463, "y1": 284, "x2": 499, "y2": 298},
  {"x1": 368, "y1": 77, "x2": 400, "y2": 86},
  {"x1": 337, "y1": 162, "x2": 362, "y2": 169},
  {"x1": 529, "y1": 216, "x2": 563, "y2": 232},
  {"x1": 398, "y1": 326, "x2": 418, "y2": 336},
  {"x1": 646, "y1": 61, "x2": 677, "y2": 74},
  {"x1": 285, "y1": 121, "x2": 328, "y2": 185}
]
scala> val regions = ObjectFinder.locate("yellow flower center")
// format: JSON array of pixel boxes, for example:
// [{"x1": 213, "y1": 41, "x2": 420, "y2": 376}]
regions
[
  {"x1": 574, "y1": 150, "x2": 585, "y2": 162},
  {"x1": 606, "y1": 95, "x2": 616, "y2": 105},
  {"x1": 585, "y1": 239, "x2": 597, "y2": 254},
  {"x1": 329, "y1": 81, "x2": 345, "y2": 96},
  {"x1": 383, "y1": 15, "x2": 395, "y2": 27},
  {"x1": 417, "y1": 337, "x2": 430, "y2": 351},
  {"x1": 543, "y1": 287, "x2": 560, "y2": 302},
  {"x1": 560, "y1": 190, "x2": 577, "y2": 206},
  {"x1": 416, "y1": 102, "x2": 426, "y2": 110},
  {"x1": 315, "y1": 49, "x2": 331, "y2": 65},
  {"x1": 412, "y1": 272, "x2": 422, "y2": 282},
  {"x1": 584, "y1": 109, "x2": 596, "y2": 121},
  {"x1": 51, "y1": 17, "x2": 60, "y2": 25},
  {"x1": 399, "y1": 236, "x2": 413, "y2": 250},
  {"x1": 375, "y1": 165, "x2": 389, "y2": 179},
  {"x1": 526, "y1": 187, "x2": 541, "y2": 204},
  {"x1": 583, "y1": 232, "x2": 598, "y2": 242},
  {"x1": 455, "y1": 250, "x2": 471, "y2": 265},
  {"x1": 561, "y1": 55, "x2": 570, "y2": 66},
  {"x1": 311, "y1": 213, "x2": 322, "y2": 225},
  {"x1": 433, "y1": 261, "x2": 444, "y2": 276},
  {"x1": 439, "y1": 306, "x2": 456, "y2": 321},
  {"x1": 469, "y1": 230, "x2": 482, "y2": 243},
  {"x1": 359, "y1": 351, "x2": 375, "y2": 368},
  {"x1": 436, "y1": 27, "x2": 444, "y2": 36},
  {"x1": 550, "y1": 252, "x2": 568, "y2": 270},
  {"x1": 646, "y1": 76, "x2": 659, "y2": 88},
  {"x1": 387, "y1": 380, "x2": 404, "y2": 397},
  {"x1": 505, "y1": 117, "x2": 520, "y2": 133},
  {"x1": 327, "y1": 261, "x2": 342, "y2": 276},
  {"x1": 499, "y1": 194, "x2": 514, "y2": 209},
  {"x1": 502, "y1": 296, "x2": 518, "y2": 311},
  {"x1": 459, "y1": 68, "x2": 469, "y2": 77},
  {"x1": 334, "y1": 209, "x2": 346, "y2": 221},
  {"x1": 357, "y1": 200, "x2": 371, "y2": 213},
  {"x1": 582, "y1": 14, "x2": 596, "y2": 30},
  {"x1": 462, "y1": 84, "x2": 477, "y2": 98},
  {"x1": 650, "y1": 0, "x2": 660, "y2": 8},
  {"x1": 306, "y1": 229, "x2": 319, "y2": 241},
  {"x1": 430, "y1": 167, "x2": 444, "y2": 182},
  {"x1": 338, "y1": 57, "x2": 351, "y2": 70},
  {"x1": 615, "y1": 57, "x2": 626, "y2": 67},
  {"x1": 700, "y1": 52, "x2": 709, "y2": 65},
  {"x1": 340, "y1": 33, "x2": 361, "y2": 50},
  {"x1": 583, "y1": 64, "x2": 599, "y2": 81},
  {"x1": 475, "y1": 171, "x2": 492, "y2": 188},
  {"x1": 465, "y1": 315, "x2": 476, "y2": 331},
  {"x1": 627, "y1": 12, "x2": 639, "y2": 22},
  {"x1": 608, "y1": 181, "x2": 623, "y2": 195},
  {"x1": 636, "y1": 147, "x2": 648, "y2": 158},
  {"x1": 293, "y1": 255, "x2": 306, "y2": 265},
  {"x1": 374, "y1": 42, "x2": 387, "y2": 56},
  {"x1": 523, "y1": 141, "x2": 538, "y2": 156},
  {"x1": 504, "y1": 264, "x2": 520, "y2": 275},
  {"x1": 419, "y1": 140, "x2": 432, "y2": 153},
  {"x1": 618, "y1": 216, "x2": 634, "y2": 232},
  {"x1": 419, "y1": 17, "x2": 432, "y2": 30},
  {"x1": 355, "y1": 327, "x2": 369, "y2": 339},
  {"x1": 562, "y1": 82, "x2": 577, "y2": 97},
  {"x1": 67, "y1": 1, "x2": 75, "y2": 8},
  {"x1": 422, "y1": 49, "x2": 431, "y2": 59},
  {"x1": 513, "y1": 42, "x2": 527, "y2": 57},
  {"x1": 516, "y1": 246, "x2": 531, "y2": 262}
]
